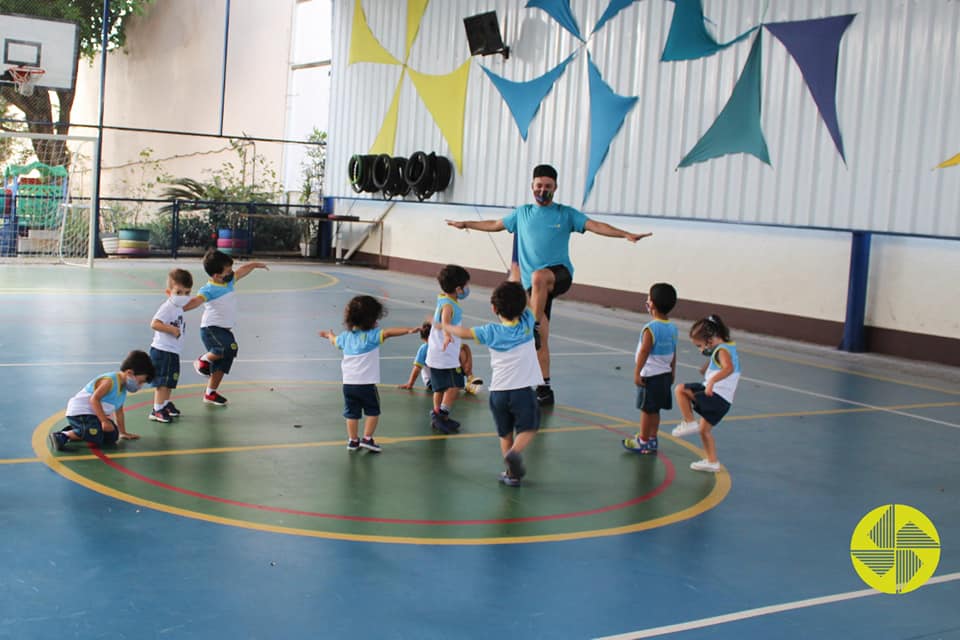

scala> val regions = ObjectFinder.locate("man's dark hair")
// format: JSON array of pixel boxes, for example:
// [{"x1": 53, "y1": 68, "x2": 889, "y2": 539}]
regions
[
  {"x1": 532, "y1": 164, "x2": 558, "y2": 181},
  {"x1": 202, "y1": 249, "x2": 233, "y2": 277},
  {"x1": 344, "y1": 295, "x2": 386, "y2": 331},
  {"x1": 648, "y1": 282, "x2": 677, "y2": 315},
  {"x1": 168, "y1": 268, "x2": 193, "y2": 289},
  {"x1": 490, "y1": 281, "x2": 527, "y2": 320},
  {"x1": 437, "y1": 264, "x2": 470, "y2": 294},
  {"x1": 120, "y1": 350, "x2": 156, "y2": 383}
]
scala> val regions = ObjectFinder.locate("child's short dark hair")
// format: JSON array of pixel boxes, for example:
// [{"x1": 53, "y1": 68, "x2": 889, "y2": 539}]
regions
[
  {"x1": 168, "y1": 268, "x2": 193, "y2": 289},
  {"x1": 490, "y1": 281, "x2": 527, "y2": 320},
  {"x1": 648, "y1": 282, "x2": 677, "y2": 314},
  {"x1": 418, "y1": 321, "x2": 431, "y2": 340},
  {"x1": 344, "y1": 295, "x2": 386, "y2": 331},
  {"x1": 121, "y1": 350, "x2": 156, "y2": 383},
  {"x1": 203, "y1": 249, "x2": 233, "y2": 277},
  {"x1": 690, "y1": 314, "x2": 731, "y2": 342},
  {"x1": 437, "y1": 264, "x2": 470, "y2": 294}
]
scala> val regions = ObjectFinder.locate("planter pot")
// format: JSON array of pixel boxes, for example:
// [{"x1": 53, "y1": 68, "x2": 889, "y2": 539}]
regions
[
  {"x1": 101, "y1": 234, "x2": 119, "y2": 255},
  {"x1": 217, "y1": 228, "x2": 248, "y2": 255},
  {"x1": 117, "y1": 228, "x2": 150, "y2": 257}
]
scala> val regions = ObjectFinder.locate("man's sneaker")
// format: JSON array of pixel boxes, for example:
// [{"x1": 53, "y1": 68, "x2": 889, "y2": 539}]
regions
[
  {"x1": 536, "y1": 385, "x2": 555, "y2": 406},
  {"x1": 149, "y1": 408, "x2": 172, "y2": 423},
  {"x1": 672, "y1": 420, "x2": 701, "y2": 437},
  {"x1": 193, "y1": 358, "x2": 211, "y2": 377},
  {"x1": 359, "y1": 437, "x2": 382, "y2": 453},
  {"x1": 499, "y1": 472, "x2": 521, "y2": 487},
  {"x1": 690, "y1": 458, "x2": 721, "y2": 473},
  {"x1": 203, "y1": 391, "x2": 228, "y2": 406},
  {"x1": 504, "y1": 450, "x2": 526, "y2": 479},
  {"x1": 164, "y1": 402, "x2": 181, "y2": 418},
  {"x1": 431, "y1": 410, "x2": 460, "y2": 434},
  {"x1": 346, "y1": 439, "x2": 360, "y2": 451},
  {"x1": 533, "y1": 323, "x2": 542, "y2": 350},
  {"x1": 48, "y1": 431, "x2": 68, "y2": 452}
]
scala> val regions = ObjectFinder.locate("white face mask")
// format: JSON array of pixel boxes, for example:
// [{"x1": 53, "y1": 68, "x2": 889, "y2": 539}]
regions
[{"x1": 169, "y1": 295, "x2": 191, "y2": 307}]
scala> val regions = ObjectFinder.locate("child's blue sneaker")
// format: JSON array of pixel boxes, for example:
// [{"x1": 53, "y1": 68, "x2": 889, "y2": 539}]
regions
[
  {"x1": 622, "y1": 434, "x2": 644, "y2": 451},
  {"x1": 48, "y1": 431, "x2": 68, "y2": 452},
  {"x1": 346, "y1": 439, "x2": 360, "y2": 451},
  {"x1": 504, "y1": 450, "x2": 526, "y2": 479},
  {"x1": 431, "y1": 410, "x2": 460, "y2": 434},
  {"x1": 359, "y1": 437, "x2": 382, "y2": 453},
  {"x1": 149, "y1": 408, "x2": 172, "y2": 423},
  {"x1": 164, "y1": 402, "x2": 181, "y2": 418},
  {"x1": 499, "y1": 472, "x2": 521, "y2": 487}
]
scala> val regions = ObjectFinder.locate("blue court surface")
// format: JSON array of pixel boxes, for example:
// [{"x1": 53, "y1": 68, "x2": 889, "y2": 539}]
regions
[{"x1": 1, "y1": 260, "x2": 957, "y2": 639}]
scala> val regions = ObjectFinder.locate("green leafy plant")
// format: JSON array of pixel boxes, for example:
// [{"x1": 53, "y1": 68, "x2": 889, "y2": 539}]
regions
[{"x1": 297, "y1": 128, "x2": 327, "y2": 244}]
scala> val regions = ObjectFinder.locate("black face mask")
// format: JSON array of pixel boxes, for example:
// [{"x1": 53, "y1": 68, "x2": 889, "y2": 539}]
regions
[
  {"x1": 534, "y1": 191, "x2": 553, "y2": 205},
  {"x1": 701, "y1": 346, "x2": 716, "y2": 357},
  {"x1": 222, "y1": 273, "x2": 234, "y2": 283}
]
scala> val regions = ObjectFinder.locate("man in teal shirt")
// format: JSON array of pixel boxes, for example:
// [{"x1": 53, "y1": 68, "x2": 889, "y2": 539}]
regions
[{"x1": 446, "y1": 164, "x2": 651, "y2": 405}]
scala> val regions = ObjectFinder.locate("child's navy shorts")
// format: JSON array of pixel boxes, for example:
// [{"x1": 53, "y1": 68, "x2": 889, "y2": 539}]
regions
[
  {"x1": 429, "y1": 367, "x2": 464, "y2": 393},
  {"x1": 489, "y1": 387, "x2": 540, "y2": 438},
  {"x1": 150, "y1": 347, "x2": 180, "y2": 389},
  {"x1": 636, "y1": 371, "x2": 673, "y2": 413},
  {"x1": 342, "y1": 384, "x2": 381, "y2": 419},
  {"x1": 200, "y1": 326, "x2": 238, "y2": 374},
  {"x1": 65, "y1": 414, "x2": 120, "y2": 446},
  {"x1": 683, "y1": 382, "x2": 731, "y2": 426}
]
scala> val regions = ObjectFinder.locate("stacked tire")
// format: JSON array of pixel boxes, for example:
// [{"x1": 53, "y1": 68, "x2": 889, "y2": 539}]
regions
[{"x1": 347, "y1": 152, "x2": 452, "y2": 200}]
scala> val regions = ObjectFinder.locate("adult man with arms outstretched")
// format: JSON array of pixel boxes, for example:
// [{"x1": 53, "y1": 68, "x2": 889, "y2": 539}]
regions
[{"x1": 446, "y1": 164, "x2": 651, "y2": 405}]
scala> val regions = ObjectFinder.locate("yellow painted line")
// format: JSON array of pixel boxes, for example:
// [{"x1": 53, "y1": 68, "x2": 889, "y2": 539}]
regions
[
  {"x1": 0, "y1": 456, "x2": 40, "y2": 465},
  {"x1": 736, "y1": 346, "x2": 960, "y2": 396},
  {"x1": 29, "y1": 401, "x2": 729, "y2": 546}
]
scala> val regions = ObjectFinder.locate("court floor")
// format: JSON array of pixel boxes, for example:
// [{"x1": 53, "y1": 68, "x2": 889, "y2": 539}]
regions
[{"x1": 1, "y1": 260, "x2": 957, "y2": 640}]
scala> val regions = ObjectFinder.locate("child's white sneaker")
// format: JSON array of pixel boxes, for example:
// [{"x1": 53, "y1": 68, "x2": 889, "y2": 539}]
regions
[
  {"x1": 671, "y1": 420, "x2": 701, "y2": 437},
  {"x1": 465, "y1": 375, "x2": 484, "y2": 394},
  {"x1": 690, "y1": 458, "x2": 721, "y2": 473}
]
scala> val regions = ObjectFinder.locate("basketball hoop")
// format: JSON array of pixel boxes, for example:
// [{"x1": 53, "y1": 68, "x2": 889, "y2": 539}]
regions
[{"x1": 8, "y1": 66, "x2": 45, "y2": 96}]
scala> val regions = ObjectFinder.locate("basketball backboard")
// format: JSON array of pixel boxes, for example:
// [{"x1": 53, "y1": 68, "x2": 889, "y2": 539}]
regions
[{"x1": 0, "y1": 13, "x2": 79, "y2": 91}]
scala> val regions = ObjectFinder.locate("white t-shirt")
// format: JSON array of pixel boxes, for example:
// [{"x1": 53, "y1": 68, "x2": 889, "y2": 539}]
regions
[
  {"x1": 472, "y1": 309, "x2": 544, "y2": 391},
  {"x1": 198, "y1": 279, "x2": 237, "y2": 329},
  {"x1": 150, "y1": 299, "x2": 186, "y2": 354},
  {"x1": 336, "y1": 328, "x2": 384, "y2": 384}
]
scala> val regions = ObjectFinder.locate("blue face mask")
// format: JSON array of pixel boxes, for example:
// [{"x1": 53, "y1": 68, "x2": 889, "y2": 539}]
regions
[
  {"x1": 534, "y1": 191, "x2": 553, "y2": 205},
  {"x1": 124, "y1": 377, "x2": 141, "y2": 392},
  {"x1": 457, "y1": 286, "x2": 470, "y2": 301},
  {"x1": 222, "y1": 272, "x2": 234, "y2": 283},
  {"x1": 701, "y1": 346, "x2": 716, "y2": 357}
]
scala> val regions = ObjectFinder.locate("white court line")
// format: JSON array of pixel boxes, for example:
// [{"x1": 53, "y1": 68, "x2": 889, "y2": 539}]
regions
[{"x1": 594, "y1": 571, "x2": 960, "y2": 640}]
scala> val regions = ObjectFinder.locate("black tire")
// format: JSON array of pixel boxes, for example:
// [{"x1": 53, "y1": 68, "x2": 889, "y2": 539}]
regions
[
  {"x1": 433, "y1": 155, "x2": 453, "y2": 192},
  {"x1": 348, "y1": 155, "x2": 365, "y2": 194},
  {"x1": 404, "y1": 151, "x2": 433, "y2": 189},
  {"x1": 383, "y1": 157, "x2": 409, "y2": 198},
  {"x1": 371, "y1": 154, "x2": 392, "y2": 190}
]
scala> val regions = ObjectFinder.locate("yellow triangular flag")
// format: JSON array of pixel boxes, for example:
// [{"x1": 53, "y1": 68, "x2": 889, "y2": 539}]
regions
[
  {"x1": 405, "y1": 0, "x2": 430, "y2": 61},
  {"x1": 369, "y1": 76, "x2": 404, "y2": 155},
  {"x1": 349, "y1": 0, "x2": 401, "y2": 66},
  {"x1": 407, "y1": 59, "x2": 471, "y2": 172},
  {"x1": 936, "y1": 152, "x2": 960, "y2": 169}
]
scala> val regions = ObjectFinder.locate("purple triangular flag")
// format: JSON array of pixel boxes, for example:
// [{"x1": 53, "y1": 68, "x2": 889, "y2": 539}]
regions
[{"x1": 765, "y1": 14, "x2": 856, "y2": 162}]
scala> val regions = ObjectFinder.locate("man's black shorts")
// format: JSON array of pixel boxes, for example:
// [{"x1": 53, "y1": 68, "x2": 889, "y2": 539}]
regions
[{"x1": 526, "y1": 264, "x2": 572, "y2": 320}]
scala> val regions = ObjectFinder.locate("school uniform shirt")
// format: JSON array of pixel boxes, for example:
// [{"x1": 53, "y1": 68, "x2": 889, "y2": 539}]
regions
[
  {"x1": 426, "y1": 295, "x2": 462, "y2": 370},
  {"x1": 471, "y1": 308, "x2": 544, "y2": 391},
  {"x1": 637, "y1": 319, "x2": 678, "y2": 377},
  {"x1": 414, "y1": 342, "x2": 431, "y2": 386},
  {"x1": 65, "y1": 372, "x2": 127, "y2": 418},
  {"x1": 197, "y1": 279, "x2": 236, "y2": 329},
  {"x1": 501, "y1": 203, "x2": 589, "y2": 289},
  {"x1": 150, "y1": 299, "x2": 186, "y2": 355},
  {"x1": 704, "y1": 342, "x2": 741, "y2": 403},
  {"x1": 335, "y1": 328, "x2": 384, "y2": 384}
]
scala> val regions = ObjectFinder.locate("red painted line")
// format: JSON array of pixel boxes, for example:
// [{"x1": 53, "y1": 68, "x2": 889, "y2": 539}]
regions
[{"x1": 90, "y1": 445, "x2": 675, "y2": 526}]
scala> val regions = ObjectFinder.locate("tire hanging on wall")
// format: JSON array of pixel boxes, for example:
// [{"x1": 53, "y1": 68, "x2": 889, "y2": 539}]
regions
[
  {"x1": 348, "y1": 154, "x2": 378, "y2": 193},
  {"x1": 383, "y1": 156, "x2": 410, "y2": 199}
]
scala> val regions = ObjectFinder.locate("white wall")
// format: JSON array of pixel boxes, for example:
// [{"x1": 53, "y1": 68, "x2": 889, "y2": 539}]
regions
[{"x1": 70, "y1": 0, "x2": 296, "y2": 196}]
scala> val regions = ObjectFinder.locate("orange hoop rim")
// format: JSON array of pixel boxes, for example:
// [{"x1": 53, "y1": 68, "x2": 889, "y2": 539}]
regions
[{"x1": 8, "y1": 66, "x2": 45, "y2": 81}]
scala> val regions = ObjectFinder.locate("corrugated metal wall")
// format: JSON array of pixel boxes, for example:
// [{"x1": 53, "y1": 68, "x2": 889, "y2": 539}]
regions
[{"x1": 327, "y1": 0, "x2": 960, "y2": 237}]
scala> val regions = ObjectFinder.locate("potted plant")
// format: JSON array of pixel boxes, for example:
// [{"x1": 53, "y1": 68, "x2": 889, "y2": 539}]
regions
[{"x1": 298, "y1": 128, "x2": 327, "y2": 258}]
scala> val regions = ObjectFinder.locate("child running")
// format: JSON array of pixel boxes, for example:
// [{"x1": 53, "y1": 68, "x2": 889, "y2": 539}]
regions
[
  {"x1": 441, "y1": 281, "x2": 543, "y2": 487},
  {"x1": 671, "y1": 315, "x2": 741, "y2": 472},
  {"x1": 319, "y1": 295, "x2": 420, "y2": 453},
  {"x1": 622, "y1": 282, "x2": 678, "y2": 455}
]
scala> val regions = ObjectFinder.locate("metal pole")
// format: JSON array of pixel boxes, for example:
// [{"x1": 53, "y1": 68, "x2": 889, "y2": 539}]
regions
[
  {"x1": 840, "y1": 231, "x2": 872, "y2": 352},
  {"x1": 89, "y1": 0, "x2": 111, "y2": 268},
  {"x1": 218, "y1": 0, "x2": 231, "y2": 136}
]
